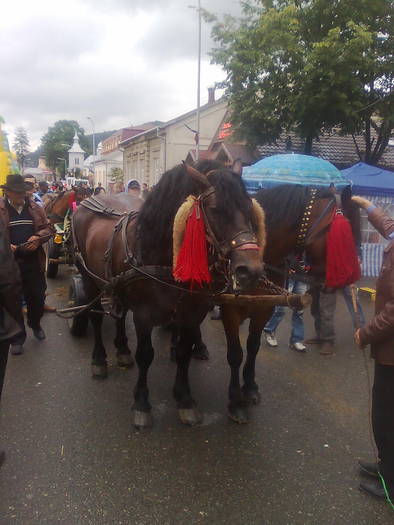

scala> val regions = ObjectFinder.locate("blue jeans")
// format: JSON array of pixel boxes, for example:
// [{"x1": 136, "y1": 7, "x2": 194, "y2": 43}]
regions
[{"x1": 264, "y1": 278, "x2": 307, "y2": 344}]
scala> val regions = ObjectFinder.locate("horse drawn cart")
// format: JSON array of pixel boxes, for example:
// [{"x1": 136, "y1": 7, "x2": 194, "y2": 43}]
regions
[
  {"x1": 44, "y1": 188, "x2": 91, "y2": 278},
  {"x1": 46, "y1": 214, "x2": 74, "y2": 278}
]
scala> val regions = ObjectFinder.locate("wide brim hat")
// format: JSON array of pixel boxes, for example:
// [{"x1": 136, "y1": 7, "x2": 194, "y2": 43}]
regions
[{"x1": 1, "y1": 174, "x2": 33, "y2": 193}]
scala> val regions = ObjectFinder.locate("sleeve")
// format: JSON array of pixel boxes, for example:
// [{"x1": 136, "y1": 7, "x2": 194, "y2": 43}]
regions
[
  {"x1": 359, "y1": 245, "x2": 394, "y2": 346},
  {"x1": 367, "y1": 208, "x2": 394, "y2": 240}
]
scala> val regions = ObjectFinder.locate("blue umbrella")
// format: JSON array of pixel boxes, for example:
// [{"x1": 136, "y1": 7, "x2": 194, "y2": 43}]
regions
[{"x1": 242, "y1": 153, "x2": 350, "y2": 193}]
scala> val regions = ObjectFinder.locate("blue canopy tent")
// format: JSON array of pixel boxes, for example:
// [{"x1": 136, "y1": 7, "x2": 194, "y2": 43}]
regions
[
  {"x1": 341, "y1": 162, "x2": 394, "y2": 197},
  {"x1": 242, "y1": 153, "x2": 350, "y2": 193},
  {"x1": 340, "y1": 162, "x2": 394, "y2": 277}
]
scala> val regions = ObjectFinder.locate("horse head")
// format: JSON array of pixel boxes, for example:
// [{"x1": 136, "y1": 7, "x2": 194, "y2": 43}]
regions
[{"x1": 183, "y1": 162, "x2": 266, "y2": 292}]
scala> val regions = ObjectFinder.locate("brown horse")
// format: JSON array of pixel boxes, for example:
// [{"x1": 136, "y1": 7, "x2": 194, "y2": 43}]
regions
[
  {"x1": 44, "y1": 188, "x2": 90, "y2": 223},
  {"x1": 218, "y1": 183, "x2": 340, "y2": 423},
  {"x1": 72, "y1": 161, "x2": 265, "y2": 428}
]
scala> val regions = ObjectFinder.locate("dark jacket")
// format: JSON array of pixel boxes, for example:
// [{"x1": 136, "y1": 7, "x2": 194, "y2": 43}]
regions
[
  {"x1": 0, "y1": 214, "x2": 23, "y2": 341},
  {"x1": 0, "y1": 196, "x2": 54, "y2": 272},
  {"x1": 359, "y1": 208, "x2": 394, "y2": 365}
]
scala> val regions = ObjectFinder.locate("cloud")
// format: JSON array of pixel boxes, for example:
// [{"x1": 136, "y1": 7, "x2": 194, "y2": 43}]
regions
[{"x1": 0, "y1": 0, "x2": 241, "y2": 150}]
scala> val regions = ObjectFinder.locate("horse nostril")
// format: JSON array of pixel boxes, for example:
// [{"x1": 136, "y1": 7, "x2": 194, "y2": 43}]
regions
[{"x1": 235, "y1": 266, "x2": 250, "y2": 281}]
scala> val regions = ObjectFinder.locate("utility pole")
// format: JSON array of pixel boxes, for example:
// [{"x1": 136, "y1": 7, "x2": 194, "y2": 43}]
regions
[
  {"x1": 86, "y1": 116, "x2": 96, "y2": 183},
  {"x1": 189, "y1": 1, "x2": 202, "y2": 161},
  {"x1": 196, "y1": 0, "x2": 201, "y2": 161}
]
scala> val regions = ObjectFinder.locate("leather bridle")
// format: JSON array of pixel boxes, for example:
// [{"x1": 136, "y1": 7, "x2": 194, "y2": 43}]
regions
[{"x1": 198, "y1": 185, "x2": 260, "y2": 261}]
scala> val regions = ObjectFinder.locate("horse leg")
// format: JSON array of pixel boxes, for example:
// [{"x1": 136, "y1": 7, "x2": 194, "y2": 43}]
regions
[
  {"x1": 192, "y1": 324, "x2": 209, "y2": 360},
  {"x1": 90, "y1": 301, "x2": 108, "y2": 379},
  {"x1": 222, "y1": 306, "x2": 249, "y2": 424},
  {"x1": 170, "y1": 323, "x2": 178, "y2": 362},
  {"x1": 114, "y1": 313, "x2": 134, "y2": 368},
  {"x1": 170, "y1": 324, "x2": 208, "y2": 361},
  {"x1": 173, "y1": 325, "x2": 203, "y2": 426},
  {"x1": 242, "y1": 312, "x2": 269, "y2": 405},
  {"x1": 131, "y1": 314, "x2": 154, "y2": 429}
]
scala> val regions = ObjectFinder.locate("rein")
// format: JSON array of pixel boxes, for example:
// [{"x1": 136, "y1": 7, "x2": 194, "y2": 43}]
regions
[{"x1": 60, "y1": 191, "x2": 286, "y2": 319}]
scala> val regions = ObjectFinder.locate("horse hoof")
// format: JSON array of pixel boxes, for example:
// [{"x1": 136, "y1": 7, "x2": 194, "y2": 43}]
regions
[
  {"x1": 131, "y1": 410, "x2": 152, "y2": 429},
  {"x1": 178, "y1": 408, "x2": 203, "y2": 426},
  {"x1": 192, "y1": 344, "x2": 209, "y2": 361},
  {"x1": 228, "y1": 407, "x2": 249, "y2": 424},
  {"x1": 117, "y1": 353, "x2": 134, "y2": 368},
  {"x1": 92, "y1": 364, "x2": 108, "y2": 379},
  {"x1": 244, "y1": 389, "x2": 261, "y2": 405}
]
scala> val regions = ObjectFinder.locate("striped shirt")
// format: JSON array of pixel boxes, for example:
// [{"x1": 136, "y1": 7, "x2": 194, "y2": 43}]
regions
[{"x1": 6, "y1": 200, "x2": 34, "y2": 246}]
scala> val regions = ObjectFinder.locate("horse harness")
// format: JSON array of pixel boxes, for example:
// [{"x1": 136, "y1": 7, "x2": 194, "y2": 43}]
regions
[
  {"x1": 59, "y1": 191, "x2": 308, "y2": 319},
  {"x1": 295, "y1": 188, "x2": 336, "y2": 249},
  {"x1": 265, "y1": 188, "x2": 337, "y2": 284}
]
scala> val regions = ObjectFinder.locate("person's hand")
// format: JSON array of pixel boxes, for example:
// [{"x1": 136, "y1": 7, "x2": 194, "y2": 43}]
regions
[
  {"x1": 10, "y1": 244, "x2": 17, "y2": 252},
  {"x1": 23, "y1": 235, "x2": 40, "y2": 251},
  {"x1": 354, "y1": 329, "x2": 365, "y2": 349},
  {"x1": 351, "y1": 196, "x2": 373, "y2": 209}
]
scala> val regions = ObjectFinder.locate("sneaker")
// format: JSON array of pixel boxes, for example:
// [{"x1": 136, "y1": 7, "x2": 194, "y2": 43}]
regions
[
  {"x1": 265, "y1": 332, "x2": 278, "y2": 347},
  {"x1": 11, "y1": 344, "x2": 24, "y2": 355},
  {"x1": 290, "y1": 342, "x2": 306, "y2": 352}
]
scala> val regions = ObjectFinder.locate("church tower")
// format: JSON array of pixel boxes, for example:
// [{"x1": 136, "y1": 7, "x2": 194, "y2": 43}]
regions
[{"x1": 68, "y1": 130, "x2": 85, "y2": 172}]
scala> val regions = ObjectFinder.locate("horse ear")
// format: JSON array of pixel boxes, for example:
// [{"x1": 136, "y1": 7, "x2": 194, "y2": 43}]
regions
[
  {"x1": 183, "y1": 161, "x2": 211, "y2": 189},
  {"x1": 232, "y1": 158, "x2": 243, "y2": 177},
  {"x1": 341, "y1": 184, "x2": 352, "y2": 208}
]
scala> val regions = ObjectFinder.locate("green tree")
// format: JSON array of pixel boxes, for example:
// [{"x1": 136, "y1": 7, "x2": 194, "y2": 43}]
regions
[
  {"x1": 41, "y1": 120, "x2": 91, "y2": 175},
  {"x1": 208, "y1": 0, "x2": 394, "y2": 160},
  {"x1": 13, "y1": 127, "x2": 30, "y2": 169},
  {"x1": 111, "y1": 166, "x2": 123, "y2": 184}
]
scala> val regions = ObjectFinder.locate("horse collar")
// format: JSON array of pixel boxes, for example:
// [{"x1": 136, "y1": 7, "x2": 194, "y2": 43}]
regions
[{"x1": 295, "y1": 188, "x2": 318, "y2": 249}]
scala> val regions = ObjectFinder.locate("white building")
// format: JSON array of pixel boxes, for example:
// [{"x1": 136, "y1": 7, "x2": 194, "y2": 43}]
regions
[
  {"x1": 120, "y1": 90, "x2": 227, "y2": 188},
  {"x1": 68, "y1": 130, "x2": 86, "y2": 172}
]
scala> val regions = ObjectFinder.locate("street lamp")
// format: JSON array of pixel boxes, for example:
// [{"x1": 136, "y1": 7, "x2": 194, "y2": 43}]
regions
[
  {"x1": 86, "y1": 116, "x2": 96, "y2": 182},
  {"x1": 188, "y1": 0, "x2": 202, "y2": 161},
  {"x1": 57, "y1": 157, "x2": 67, "y2": 179}
]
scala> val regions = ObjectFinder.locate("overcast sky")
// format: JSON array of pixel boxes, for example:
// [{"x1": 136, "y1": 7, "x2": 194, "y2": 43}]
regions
[{"x1": 0, "y1": 0, "x2": 242, "y2": 151}]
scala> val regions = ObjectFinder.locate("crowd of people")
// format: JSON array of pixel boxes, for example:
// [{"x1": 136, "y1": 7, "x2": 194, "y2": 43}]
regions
[{"x1": 0, "y1": 174, "x2": 393, "y2": 507}]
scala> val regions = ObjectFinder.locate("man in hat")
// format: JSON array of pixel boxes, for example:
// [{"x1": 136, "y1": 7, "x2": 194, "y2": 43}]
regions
[{"x1": 0, "y1": 174, "x2": 54, "y2": 354}]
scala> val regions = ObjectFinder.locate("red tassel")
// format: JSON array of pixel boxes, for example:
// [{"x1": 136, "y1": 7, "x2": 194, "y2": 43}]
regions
[
  {"x1": 325, "y1": 212, "x2": 361, "y2": 288},
  {"x1": 173, "y1": 200, "x2": 212, "y2": 288}
]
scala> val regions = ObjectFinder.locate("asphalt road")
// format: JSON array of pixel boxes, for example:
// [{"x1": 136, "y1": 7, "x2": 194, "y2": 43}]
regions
[{"x1": 0, "y1": 267, "x2": 393, "y2": 525}]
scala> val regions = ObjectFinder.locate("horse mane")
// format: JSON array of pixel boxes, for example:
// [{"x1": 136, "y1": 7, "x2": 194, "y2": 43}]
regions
[
  {"x1": 137, "y1": 161, "x2": 252, "y2": 264},
  {"x1": 256, "y1": 185, "x2": 334, "y2": 232}
]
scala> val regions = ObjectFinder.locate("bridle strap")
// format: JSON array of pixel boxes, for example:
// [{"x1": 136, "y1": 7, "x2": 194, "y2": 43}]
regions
[{"x1": 199, "y1": 186, "x2": 258, "y2": 258}]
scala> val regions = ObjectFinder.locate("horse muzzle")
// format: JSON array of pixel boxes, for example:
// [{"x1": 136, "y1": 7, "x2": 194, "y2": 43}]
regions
[{"x1": 231, "y1": 248, "x2": 265, "y2": 293}]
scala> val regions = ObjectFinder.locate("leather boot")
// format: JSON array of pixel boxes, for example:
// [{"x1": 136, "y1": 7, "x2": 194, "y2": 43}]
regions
[{"x1": 320, "y1": 342, "x2": 335, "y2": 355}]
